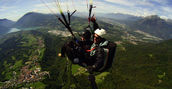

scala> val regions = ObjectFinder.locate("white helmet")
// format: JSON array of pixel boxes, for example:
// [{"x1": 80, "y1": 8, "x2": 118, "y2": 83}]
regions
[{"x1": 94, "y1": 28, "x2": 106, "y2": 38}]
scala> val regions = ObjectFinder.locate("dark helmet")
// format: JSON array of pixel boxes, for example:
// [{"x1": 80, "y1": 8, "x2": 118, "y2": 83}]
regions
[{"x1": 81, "y1": 30, "x2": 91, "y2": 40}]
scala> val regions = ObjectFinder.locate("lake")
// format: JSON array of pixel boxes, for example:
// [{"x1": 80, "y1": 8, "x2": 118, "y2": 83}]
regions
[{"x1": 8, "y1": 28, "x2": 21, "y2": 33}]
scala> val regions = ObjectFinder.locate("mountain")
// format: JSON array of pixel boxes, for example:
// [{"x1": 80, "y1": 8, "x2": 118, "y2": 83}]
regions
[
  {"x1": 96, "y1": 13, "x2": 142, "y2": 25},
  {"x1": 130, "y1": 15, "x2": 172, "y2": 40},
  {"x1": 14, "y1": 12, "x2": 60, "y2": 28},
  {"x1": 0, "y1": 19, "x2": 15, "y2": 35},
  {"x1": 167, "y1": 19, "x2": 172, "y2": 24},
  {"x1": 13, "y1": 12, "x2": 163, "y2": 44},
  {"x1": 14, "y1": 12, "x2": 115, "y2": 32},
  {"x1": 76, "y1": 12, "x2": 142, "y2": 21},
  {"x1": 101, "y1": 13, "x2": 142, "y2": 21},
  {"x1": 93, "y1": 14, "x2": 172, "y2": 40},
  {"x1": 0, "y1": 25, "x2": 10, "y2": 35},
  {"x1": 75, "y1": 12, "x2": 143, "y2": 25},
  {"x1": 0, "y1": 19, "x2": 15, "y2": 28},
  {"x1": 14, "y1": 12, "x2": 171, "y2": 41},
  {"x1": 14, "y1": 12, "x2": 89, "y2": 31}
]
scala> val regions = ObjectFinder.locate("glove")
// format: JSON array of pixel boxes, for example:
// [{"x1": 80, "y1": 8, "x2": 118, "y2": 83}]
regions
[
  {"x1": 88, "y1": 74, "x2": 95, "y2": 81},
  {"x1": 73, "y1": 37, "x2": 78, "y2": 43},
  {"x1": 87, "y1": 66, "x2": 94, "y2": 73},
  {"x1": 88, "y1": 16, "x2": 96, "y2": 22}
]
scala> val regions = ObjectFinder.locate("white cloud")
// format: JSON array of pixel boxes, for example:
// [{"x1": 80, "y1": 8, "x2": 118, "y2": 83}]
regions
[
  {"x1": 136, "y1": 0, "x2": 154, "y2": 7},
  {"x1": 0, "y1": 6, "x2": 16, "y2": 11},
  {"x1": 104, "y1": 0, "x2": 154, "y2": 7},
  {"x1": 105, "y1": 0, "x2": 135, "y2": 6},
  {"x1": 102, "y1": 0, "x2": 172, "y2": 19},
  {"x1": 34, "y1": 0, "x2": 87, "y2": 13},
  {"x1": 94, "y1": 1, "x2": 155, "y2": 17},
  {"x1": 162, "y1": 6, "x2": 171, "y2": 13},
  {"x1": 34, "y1": 2, "x2": 59, "y2": 14},
  {"x1": 157, "y1": 6, "x2": 172, "y2": 19},
  {"x1": 32, "y1": 9, "x2": 50, "y2": 14},
  {"x1": 0, "y1": 10, "x2": 23, "y2": 21},
  {"x1": 160, "y1": 16, "x2": 168, "y2": 20},
  {"x1": 150, "y1": 0, "x2": 169, "y2": 5},
  {"x1": 1, "y1": 0, "x2": 172, "y2": 20},
  {"x1": 0, "y1": 8, "x2": 5, "y2": 11}
]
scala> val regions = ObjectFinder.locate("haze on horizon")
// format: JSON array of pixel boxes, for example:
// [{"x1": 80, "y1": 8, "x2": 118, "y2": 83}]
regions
[{"x1": 0, "y1": 0, "x2": 172, "y2": 21}]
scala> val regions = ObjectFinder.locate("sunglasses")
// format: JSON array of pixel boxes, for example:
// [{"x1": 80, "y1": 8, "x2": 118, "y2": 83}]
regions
[{"x1": 94, "y1": 36, "x2": 101, "y2": 39}]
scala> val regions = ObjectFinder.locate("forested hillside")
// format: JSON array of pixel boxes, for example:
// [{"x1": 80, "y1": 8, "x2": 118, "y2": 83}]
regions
[
  {"x1": 0, "y1": 29, "x2": 171, "y2": 89},
  {"x1": 0, "y1": 25, "x2": 9, "y2": 35}
]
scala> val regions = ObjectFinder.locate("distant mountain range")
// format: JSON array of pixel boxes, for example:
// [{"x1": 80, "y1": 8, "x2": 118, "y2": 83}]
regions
[
  {"x1": 14, "y1": 12, "x2": 58, "y2": 28},
  {"x1": 167, "y1": 19, "x2": 172, "y2": 24},
  {"x1": 98, "y1": 13, "x2": 142, "y2": 21},
  {"x1": 130, "y1": 15, "x2": 172, "y2": 39},
  {"x1": 96, "y1": 13, "x2": 172, "y2": 39},
  {"x1": 76, "y1": 12, "x2": 143, "y2": 24},
  {"x1": 0, "y1": 25, "x2": 9, "y2": 35},
  {"x1": 1, "y1": 12, "x2": 172, "y2": 40},
  {"x1": 77, "y1": 12, "x2": 172, "y2": 39},
  {"x1": 0, "y1": 19, "x2": 15, "y2": 35},
  {"x1": 0, "y1": 19, "x2": 15, "y2": 28}
]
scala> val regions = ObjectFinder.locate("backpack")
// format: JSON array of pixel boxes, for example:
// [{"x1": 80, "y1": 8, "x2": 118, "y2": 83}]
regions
[{"x1": 98, "y1": 41, "x2": 117, "y2": 72}]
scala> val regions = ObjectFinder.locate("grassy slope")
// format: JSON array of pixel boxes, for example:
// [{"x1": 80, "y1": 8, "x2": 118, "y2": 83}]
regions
[
  {"x1": 99, "y1": 40, "x2": 172, "y2": 89},
  {"x1": 0, "y1": 28, "x2": 171, "y2": 89}
]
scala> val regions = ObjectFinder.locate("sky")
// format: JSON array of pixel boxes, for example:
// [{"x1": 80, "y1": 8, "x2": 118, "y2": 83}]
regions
[{"x1": 0, "y1": 0, "x2": 172, "y2": 21}]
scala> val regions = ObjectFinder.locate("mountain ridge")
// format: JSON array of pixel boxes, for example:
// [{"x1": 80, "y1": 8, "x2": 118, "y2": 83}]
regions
[
  {"x1": 0, "y1": 18, "x2": 15, "y2": 28},
  {"x1": 0, "y1": 19, "x2": 15, "y2": 35},
  {"x1": 1, "y1": 12, "x2": 172, "y2": 40},
  {"x1": 129, "y1": 15, "x2": 172, "y2": 39},
  {"x1": 0, "y1": 25, "x2": 10, "y2": 35}
]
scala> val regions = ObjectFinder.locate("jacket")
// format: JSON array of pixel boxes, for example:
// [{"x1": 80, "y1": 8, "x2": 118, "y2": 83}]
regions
[{"x1": 89, "y1": 40, "x2": 109, "y2": 71}]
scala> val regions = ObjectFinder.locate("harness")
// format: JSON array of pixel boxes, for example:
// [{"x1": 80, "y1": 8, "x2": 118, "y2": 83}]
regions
[{"x1": 86, "y1": 47, "x2": 95, "y2": 52}]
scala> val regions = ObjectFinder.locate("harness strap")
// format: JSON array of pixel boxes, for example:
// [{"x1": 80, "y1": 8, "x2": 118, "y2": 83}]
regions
[
  {"x1": 86, "y1": 47, "x2": 95, "y2": 52},
  {"x1": 98, "y1": 48, "x2": 109, "y2": 71}
]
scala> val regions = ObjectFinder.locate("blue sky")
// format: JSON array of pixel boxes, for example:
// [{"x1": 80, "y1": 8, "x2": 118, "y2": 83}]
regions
[{"x1": 0, "y1": 0, "x2": 172, "y2": 21}]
